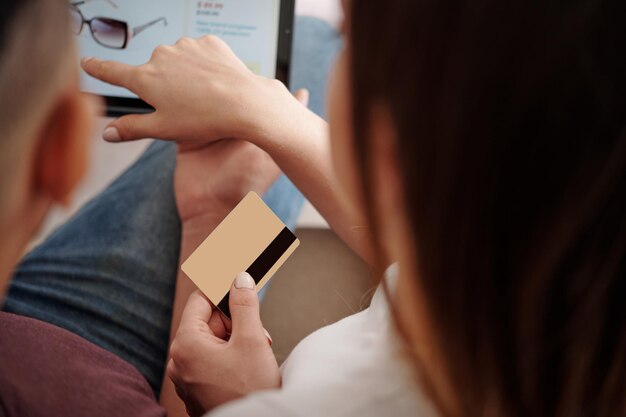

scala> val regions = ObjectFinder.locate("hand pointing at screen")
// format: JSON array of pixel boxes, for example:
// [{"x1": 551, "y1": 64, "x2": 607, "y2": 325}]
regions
[{"x1": 81, "y1": 35, "x2": 306, "y2": 146}]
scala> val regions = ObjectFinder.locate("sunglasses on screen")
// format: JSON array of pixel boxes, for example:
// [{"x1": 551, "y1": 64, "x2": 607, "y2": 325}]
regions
[{"x1": 71, "y1": 0, "x2": 167, "y2": 49}]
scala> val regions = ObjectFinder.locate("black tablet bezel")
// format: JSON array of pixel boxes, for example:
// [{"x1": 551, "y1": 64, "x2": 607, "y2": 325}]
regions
[{"x1": 104, "y1": 0, "x2": 295, "y2": 117}]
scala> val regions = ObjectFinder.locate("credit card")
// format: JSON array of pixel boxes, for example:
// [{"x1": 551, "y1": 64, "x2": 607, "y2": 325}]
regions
[{"x1": 181, "y1": 192, "x2": 300, "y2": 318}]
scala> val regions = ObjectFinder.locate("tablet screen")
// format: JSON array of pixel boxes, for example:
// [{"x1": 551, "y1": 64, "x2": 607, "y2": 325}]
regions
[{"x1": 74, "y1": 0, "x2": 283, "y2": 102}]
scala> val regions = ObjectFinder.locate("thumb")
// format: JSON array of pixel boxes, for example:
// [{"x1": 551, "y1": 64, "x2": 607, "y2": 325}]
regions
[
  {"x1": 293, "y1": 88, "x2": 310, "y2": 108},
  {"x1": 228, "y1": 272, "x2": 265, "y2": 342},
  {"x1": 102, "y1": 112, "x2": 160, "y2": 143}
]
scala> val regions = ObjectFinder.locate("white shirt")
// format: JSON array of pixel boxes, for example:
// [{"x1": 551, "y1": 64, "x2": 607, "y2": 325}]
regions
[{"x1": 209, "y1": 265, "x2": 436, "y2": 417}]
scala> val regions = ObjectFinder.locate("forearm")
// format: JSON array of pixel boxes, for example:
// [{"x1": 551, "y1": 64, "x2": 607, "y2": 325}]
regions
[
  {"x1": 251, "y1": 102, "x2": 373, "y2": 264},
  {"x1": 160, "y1": 222, "x2": 223, "y2": 416},
  {"x1": 166, "y1": 224, "x2": 218, "y2": 345}
]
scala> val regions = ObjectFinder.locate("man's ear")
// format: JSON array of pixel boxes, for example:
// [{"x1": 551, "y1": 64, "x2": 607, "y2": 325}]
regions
[{"x1": 34, "y1": 90, "x2": 96, "y2": 207}]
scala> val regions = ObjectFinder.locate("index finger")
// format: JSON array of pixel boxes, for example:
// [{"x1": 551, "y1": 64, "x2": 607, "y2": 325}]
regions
[
  {"x1": 80, "y1": 57, "x2": 140, "y2": 93},
  {"x1": 179, "y1": 290, "x2": 215, "y2": 334}
]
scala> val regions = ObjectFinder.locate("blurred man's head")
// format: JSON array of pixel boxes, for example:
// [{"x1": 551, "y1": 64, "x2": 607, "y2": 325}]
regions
[{"x1": 0, "y1": 0, "x2": 98, "y2": 295}]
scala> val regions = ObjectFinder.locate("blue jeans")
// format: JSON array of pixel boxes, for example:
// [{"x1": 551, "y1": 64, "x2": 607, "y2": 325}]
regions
[{"x1": 2, "y1": 17, "x2": 342, "y2": 397}]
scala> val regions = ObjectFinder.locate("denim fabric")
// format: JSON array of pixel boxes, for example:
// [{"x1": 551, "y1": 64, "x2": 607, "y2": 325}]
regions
[
  {"x1": 290, "y1": 17, "x2": 344, "y2": 121},
  {"x1": 2, "y1": 16, "x2": 342, "y2": 396}
]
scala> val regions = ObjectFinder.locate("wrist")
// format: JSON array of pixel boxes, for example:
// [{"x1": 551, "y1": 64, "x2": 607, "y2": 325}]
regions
[{"x1": 242, "y1": 78, "x2": 324, "y2": 153}]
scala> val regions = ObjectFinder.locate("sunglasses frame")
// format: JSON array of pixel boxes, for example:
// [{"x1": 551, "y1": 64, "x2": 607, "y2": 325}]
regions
[{"x1": 71, "y1": 6, "x2": 130, "y2": 50}]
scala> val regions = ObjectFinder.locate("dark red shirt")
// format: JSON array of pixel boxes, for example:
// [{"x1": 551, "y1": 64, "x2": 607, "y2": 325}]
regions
[{"x1": 0, "y1": 312, "x2": 165, "y2": 417}]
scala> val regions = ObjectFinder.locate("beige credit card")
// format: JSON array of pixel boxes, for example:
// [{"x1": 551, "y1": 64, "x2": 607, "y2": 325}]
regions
[{"x1": 181, "y1": 192, "x2": 300, "y2": 318}]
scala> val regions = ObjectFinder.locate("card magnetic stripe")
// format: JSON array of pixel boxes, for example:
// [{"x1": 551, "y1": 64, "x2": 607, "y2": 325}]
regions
[{"x1": 217, "y1": 227, "x2": 297, "y2": 318}]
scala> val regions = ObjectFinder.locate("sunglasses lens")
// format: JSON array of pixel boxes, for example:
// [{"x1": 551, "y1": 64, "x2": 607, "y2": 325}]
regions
[
  {"x1": 91, "y1": 18, "x2": 127, "y2": 48},
  {"x1": 70, "y1": 9, "x2": 83, "y2": 35}
]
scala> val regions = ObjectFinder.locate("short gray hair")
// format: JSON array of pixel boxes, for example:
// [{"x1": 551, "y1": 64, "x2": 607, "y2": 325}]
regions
[{"x1": 0, "y1": 0, "x2": 72, "y2": 215}]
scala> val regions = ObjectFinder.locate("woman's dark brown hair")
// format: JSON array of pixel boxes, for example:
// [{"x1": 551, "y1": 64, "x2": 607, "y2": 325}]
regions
[{"x1": 349, "y1": 1, "x2": 626, "y2": 416}]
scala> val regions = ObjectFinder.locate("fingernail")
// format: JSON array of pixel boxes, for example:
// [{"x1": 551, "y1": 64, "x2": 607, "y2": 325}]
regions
[
  {"x1": 234, "y1": 272, "x2": 255, "y2": 290},
  {"x1": 297, "y1": 89, "x2": 309, "y2": 105},
  {"x1": 102, "y1": 127, "x2": 121, "y2": 142},
  {"x1": 263, "y1": 328, "x2": 273, "y2": 346},
  {"x1": 81, "y1": 57, "x2": 94, "y2": 66}
]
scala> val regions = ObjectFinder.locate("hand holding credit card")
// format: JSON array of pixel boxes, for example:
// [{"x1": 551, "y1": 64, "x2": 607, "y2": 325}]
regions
[{"x1": 181, "y1": 192, "x2": 300, "y2": 318}]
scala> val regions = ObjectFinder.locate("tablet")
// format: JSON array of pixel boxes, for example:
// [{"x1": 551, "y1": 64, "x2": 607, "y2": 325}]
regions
[{"x1": 73, "y1": 0, "x2": 295, "y2": 116}]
